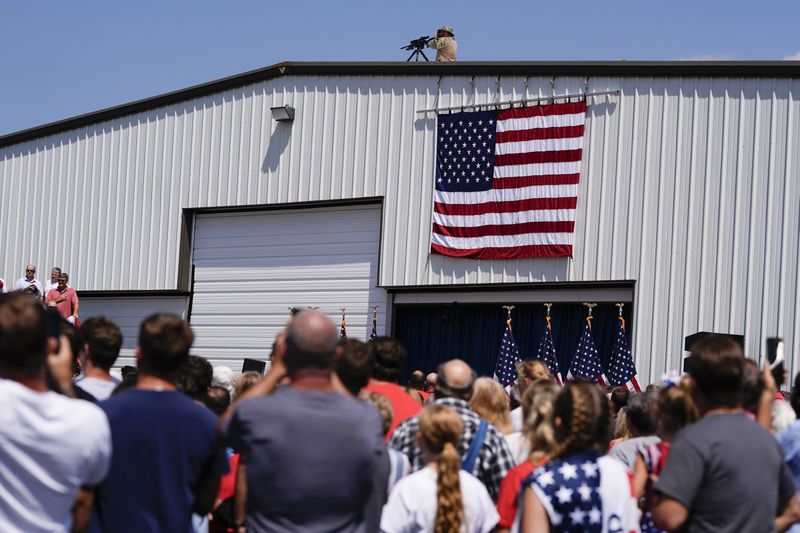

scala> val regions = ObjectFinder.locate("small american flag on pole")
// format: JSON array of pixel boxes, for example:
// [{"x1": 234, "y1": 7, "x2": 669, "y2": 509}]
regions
[
  {"x1": 607, "y1": 315, "x2": 641, "y2": 391},
  {"x1": 494, "y1": 318, "x2": 522, "y2": 387},
  {"x1": 567, "y1": 317, "x2": 606, "y2": 385},
  {"x1": 535, "y1": 315, "x2": 563, "y2": 386},
  {"x1": 431, "y1": 101, "x2": 587, "y2": 259}
]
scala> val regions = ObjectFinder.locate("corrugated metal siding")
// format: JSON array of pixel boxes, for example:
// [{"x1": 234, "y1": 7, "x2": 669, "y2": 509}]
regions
[{"x1": 1, "y1": 74, "x2": 799, "y2": 382}]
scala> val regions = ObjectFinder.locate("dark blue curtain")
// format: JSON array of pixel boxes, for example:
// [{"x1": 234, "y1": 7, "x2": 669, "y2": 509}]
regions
[{"x1": 393, "y1": 302, "x2": 632, "y2": 381}]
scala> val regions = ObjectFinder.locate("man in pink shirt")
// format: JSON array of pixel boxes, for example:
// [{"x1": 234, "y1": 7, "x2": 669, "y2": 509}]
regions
[{"x1": 46, "y1": 272, "x2": 79, "y2": 323}]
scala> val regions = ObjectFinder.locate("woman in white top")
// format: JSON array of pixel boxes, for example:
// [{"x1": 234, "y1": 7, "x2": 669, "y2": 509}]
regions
[{"x1": 381, "y1": 404, "x2": 498, "y2": 533}]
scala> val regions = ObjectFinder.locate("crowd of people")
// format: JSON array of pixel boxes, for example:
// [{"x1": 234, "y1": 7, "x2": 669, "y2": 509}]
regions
[
  {"x1": 2, "y1": 289, "x2": 800, "y2": 532},
  {"x1": 0, "y1": 264, "x2": 79, "y2": 323}
]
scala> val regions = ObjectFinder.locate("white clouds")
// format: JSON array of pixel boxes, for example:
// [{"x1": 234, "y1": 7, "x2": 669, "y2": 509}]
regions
[{"x1": 783, "y1": 51, "x2": 800, "y2": 60}]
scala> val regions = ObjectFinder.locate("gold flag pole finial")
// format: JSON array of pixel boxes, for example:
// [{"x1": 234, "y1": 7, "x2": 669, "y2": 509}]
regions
[
  {"x1": 502, "y1": 305, "x2": 515, "y2": 333},
  {"x1": 616, "y1": 302, "x2": 625, "y2": 330},
  {"x1": 583, "y1": 302, "x2": 597, "y2": 330},
  {"x1": 544, "y1": 302, "x2": 553, "y2": 329}
]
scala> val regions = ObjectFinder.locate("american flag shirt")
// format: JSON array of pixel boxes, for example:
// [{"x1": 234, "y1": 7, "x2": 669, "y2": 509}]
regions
[
  {"x1": 387, "y1": 397, "x2": 514, "y2": 500},
  {"x1": 525, "y1": 450, "x2": 640, "y2": 533}
]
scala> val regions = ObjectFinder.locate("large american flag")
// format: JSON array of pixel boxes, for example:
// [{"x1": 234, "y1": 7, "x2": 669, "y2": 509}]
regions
[
  {"x1": 535, "y1": 317, "x2": 563, "y2": 386},
  {"x1": 494, "y1": 319, "x2": 522, "y2": 387},
  {"x1": 431, "y1": 101, "x2": 587, "y2": 259},
  {"x1": 567, "y1": 319, "x2": 606, "y2": 385},
  {"x1": 606, "y1": 316, "x2": 641, "y2": 391}
]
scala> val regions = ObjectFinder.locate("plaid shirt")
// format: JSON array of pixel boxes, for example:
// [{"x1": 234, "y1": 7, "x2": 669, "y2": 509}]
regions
[{"x1": 387, "y1": 397, "x2": 514, "y2": 500}]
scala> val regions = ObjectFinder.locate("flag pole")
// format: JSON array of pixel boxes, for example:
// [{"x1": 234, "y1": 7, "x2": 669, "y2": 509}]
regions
[
  {"x1": 369, "y1": 305, "x2": 380, "y2": 340},
  {"x1": 544, "y1": 302, "x2": 553, "y2": 331},
  {"x1": 616, "y1": 302, "x2": 625, "y2": 331},
  {"x1": 582, "y1": 302, "x2": 597, "y2": 331},
  {"x1": 502, "y1": 305, "x2": 515, "y2": 332},
  {"x1": 340, "y1": 307, "x2": 347, "y2": 338}
]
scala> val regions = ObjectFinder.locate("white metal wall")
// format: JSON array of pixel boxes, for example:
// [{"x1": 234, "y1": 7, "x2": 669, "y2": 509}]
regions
[
  {"x1": 190, "y1": 204, "x2": 387, "y2": 368},
  {"x1": 1, "y1": 73, "x2": 799, "y2": 382}
]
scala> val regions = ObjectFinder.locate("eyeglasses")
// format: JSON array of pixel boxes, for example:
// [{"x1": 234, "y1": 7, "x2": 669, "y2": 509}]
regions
[{"x1": 25, "y1": 269, "x2": 35, "y2": 273}]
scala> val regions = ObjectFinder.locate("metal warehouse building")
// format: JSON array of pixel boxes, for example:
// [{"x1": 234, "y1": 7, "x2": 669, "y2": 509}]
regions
[{"x1": 2, "y1": 61, "x2": 799, "y2": 383}]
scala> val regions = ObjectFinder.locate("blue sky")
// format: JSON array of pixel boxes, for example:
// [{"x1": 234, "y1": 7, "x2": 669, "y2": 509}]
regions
[{"x1": 2, "y1": 0, "x2": 799, "y2": 136}]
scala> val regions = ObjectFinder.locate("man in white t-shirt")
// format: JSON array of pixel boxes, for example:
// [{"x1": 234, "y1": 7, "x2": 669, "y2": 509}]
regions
[
  {"x1": 14, "y1": 263, "x2": 44, "y2": 301},
  {"x1": 43, "y1": 266, "x2": 62, "y2": 298},
  {"x1": 0, "y1": 293, "x2": 112, "y2": 533},
  {"x1": 73, "y1": 316, "x2": 122, "y2": 400}
]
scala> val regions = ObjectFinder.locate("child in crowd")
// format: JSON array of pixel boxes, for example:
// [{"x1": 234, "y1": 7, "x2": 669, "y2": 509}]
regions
[
  {"x1": 495, "y1": 381, "x2": 559, "y2": 532},
  {"x1": 380, "y1": 404, "x2": 498, "y2": 533},
  {"x1": 633, "y1": 377, "x2": 698, "y2": 533},
  {"x1": 520, "y1": 381, "x2": 640, "y2": 532}
]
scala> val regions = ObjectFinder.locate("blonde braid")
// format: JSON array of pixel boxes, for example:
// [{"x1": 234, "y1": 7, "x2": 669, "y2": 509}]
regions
[
  {"x1": 418, "y1": 405, "x2": 464, "y2": 533},
  {"x1": 435, "y1": 442, "x2": 464, "y2": 533},
  {"x1": 522, "y1": 384, "x2": 559, "y2": 462}
]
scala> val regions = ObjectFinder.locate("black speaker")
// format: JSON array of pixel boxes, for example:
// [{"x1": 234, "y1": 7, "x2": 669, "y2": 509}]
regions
[
  {"x1": 242, "y1": 358, "x2": 267, "y2": 374},
  {"x1": 682, "y1": 331, "x2": 746, "y2": 372}
]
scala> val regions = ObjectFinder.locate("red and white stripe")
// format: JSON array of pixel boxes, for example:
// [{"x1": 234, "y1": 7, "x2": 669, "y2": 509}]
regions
[
  {"x1": 432, "y1": 101, "x2": 586, "y2": 259},
  {"x1": 623, "y1": 377, "x2": 642, "y2": 392}
]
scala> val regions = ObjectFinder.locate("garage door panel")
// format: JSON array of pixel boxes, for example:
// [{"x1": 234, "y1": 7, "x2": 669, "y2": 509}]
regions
[
  {"x1": 194, "y1": 264, "x2": 377, "y2": 282},
  {"x1": 190, "y1": 205, "x2": 387, "y2": 366},
  {"x1": 195, "y1": 243, "x2": 378, "y2": 266},
  {"x1": 192, "y1": 285, "x2": 385, "y2": 301},
  {"x1": 194, "y1": 230, "x2": 380, "y2": 250}
]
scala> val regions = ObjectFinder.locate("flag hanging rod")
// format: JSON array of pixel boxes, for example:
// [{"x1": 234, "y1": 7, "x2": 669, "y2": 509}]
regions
[{"x1": 416, "y1": 90, "x2": 620, "y2": 115}]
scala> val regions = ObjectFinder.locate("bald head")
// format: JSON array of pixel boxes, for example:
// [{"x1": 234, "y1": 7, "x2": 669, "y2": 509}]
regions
[
  {"x1": 436, "y1": 359, "x2": 476, "y2": 401},
  {"x1": 284, "y1": 310, "x2": 338, "y2": 376}
]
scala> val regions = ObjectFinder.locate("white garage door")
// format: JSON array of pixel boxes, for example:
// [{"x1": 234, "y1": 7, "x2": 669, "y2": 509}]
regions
[{"x1": 190, "y1": 204, "x2": 388, "y2": 369}]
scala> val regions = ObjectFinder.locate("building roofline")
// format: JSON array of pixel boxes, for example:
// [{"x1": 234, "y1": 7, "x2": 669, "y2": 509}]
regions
[{"x1": 2, "y1": 60, "x2": 800, "y2": 148}]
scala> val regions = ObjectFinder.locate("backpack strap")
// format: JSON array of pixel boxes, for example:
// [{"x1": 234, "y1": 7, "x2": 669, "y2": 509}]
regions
[{"x1": 461, "y1": 420, "x2": 489, "y2": 473}]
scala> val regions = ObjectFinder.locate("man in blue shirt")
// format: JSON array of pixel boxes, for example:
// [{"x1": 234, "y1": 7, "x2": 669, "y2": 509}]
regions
[{"x1": 94, "y1": 313, "x2": 228, "y2": 533}]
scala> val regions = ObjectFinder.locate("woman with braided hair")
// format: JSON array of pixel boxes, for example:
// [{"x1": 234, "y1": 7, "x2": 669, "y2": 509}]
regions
[
  {"x1": 380, "y1": 404, "x2": 498, "y2": 532},
  {"x1": 520, "y1": 382, "x2": 640, "y2": 533}
]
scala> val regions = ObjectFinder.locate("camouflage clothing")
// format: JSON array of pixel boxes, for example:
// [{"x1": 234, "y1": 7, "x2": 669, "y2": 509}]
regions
[{"x1": 426, "y1": 36, "x2": 457, "y2": 62}]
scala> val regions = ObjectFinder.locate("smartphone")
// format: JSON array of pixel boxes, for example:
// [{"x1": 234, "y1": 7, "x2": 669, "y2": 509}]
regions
[
  {"x1": 767, "y1": 337, "x2": 785, "y2": 389},
  {"x1": 45, "y1": 308, "x2": 63, "y2": 352}
]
